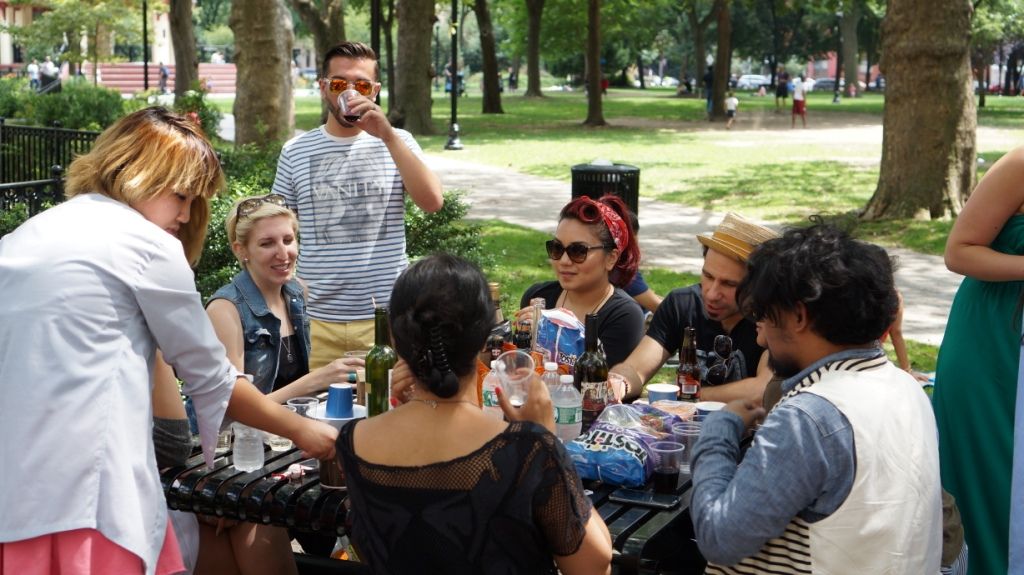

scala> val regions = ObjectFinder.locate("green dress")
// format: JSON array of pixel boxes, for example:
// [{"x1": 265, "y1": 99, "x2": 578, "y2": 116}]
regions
[{"x1": 934, "y1": 214, "x2": 1024, "y2": 575}]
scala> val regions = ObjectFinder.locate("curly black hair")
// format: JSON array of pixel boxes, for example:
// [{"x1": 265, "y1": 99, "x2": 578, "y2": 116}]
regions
[{"x1": 737, "y1": 220, "x2": 899, "y2": 345}]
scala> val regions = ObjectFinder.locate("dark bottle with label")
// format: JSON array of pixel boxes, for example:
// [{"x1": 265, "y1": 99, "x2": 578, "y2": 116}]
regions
[
  {"x1": 365, "y1": 306, "x2": 397, "y2": 417},
  {"x1": 481, "y1": 283, "x2": 506, "y2": 365},
  {"x1": 677, "y1": 326, "x2": 701, "y2": 402},
  {"x1": 574, "y1": 313, "x2": 609, "y2": 431},
  {"x1": 513, "y1": 319, "x2": 533, "y2": 350}
]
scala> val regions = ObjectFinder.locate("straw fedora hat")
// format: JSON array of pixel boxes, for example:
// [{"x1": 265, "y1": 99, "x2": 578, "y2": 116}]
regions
[{"x1": 697, "y1": 212, "x2": 779, "y2": 263}]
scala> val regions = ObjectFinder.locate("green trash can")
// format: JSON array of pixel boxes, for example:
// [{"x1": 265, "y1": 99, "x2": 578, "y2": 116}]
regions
[{"x1": 570, "y1": 162, "x2": 640, "y2": 216}]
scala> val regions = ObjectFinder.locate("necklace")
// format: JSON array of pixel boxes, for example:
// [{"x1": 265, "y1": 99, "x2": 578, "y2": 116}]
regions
[
  {"x1": 281, "y1": 335, "x2": 294, "y2": 363},
  {"x1": 407, "y1": 397, "x2": 479, "y2": 409},
  {"x1": 560, "y1": 284, "x2": 614, "y2": 316}
]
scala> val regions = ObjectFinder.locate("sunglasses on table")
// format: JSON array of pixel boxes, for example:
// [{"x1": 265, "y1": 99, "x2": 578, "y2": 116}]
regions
[
  {"x1": 236, "y1": 194, "x2": 288, "y2": 219},
  {"x1": 545, "y1": 239, "x2": 609, "y2": 264},
  {"x1": 322, "y1": 78, "x2": 375, "y2": 96}
]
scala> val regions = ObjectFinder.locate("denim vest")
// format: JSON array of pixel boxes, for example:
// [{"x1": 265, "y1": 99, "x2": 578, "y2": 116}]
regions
[{"x1": 207, "y1": 270, "x2": 311, "y2": 394}]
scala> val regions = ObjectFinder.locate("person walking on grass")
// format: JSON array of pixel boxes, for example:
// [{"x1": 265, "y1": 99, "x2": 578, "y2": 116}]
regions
[
  {"x1": 791, "y1": 74, "x2": 807, "y2": 128},
  {"x1": 725, "y1": 91, "x2": 739, "y2": 130}
]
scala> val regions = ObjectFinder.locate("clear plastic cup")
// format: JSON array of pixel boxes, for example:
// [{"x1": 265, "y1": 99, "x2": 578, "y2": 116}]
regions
[{"x1": 494, "y1": 350, "x2": 535, "y2": 407}]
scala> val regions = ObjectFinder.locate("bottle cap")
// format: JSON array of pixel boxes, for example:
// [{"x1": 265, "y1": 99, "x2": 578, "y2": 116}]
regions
[
  {"x1": 490, "y1": 360, "x2": 497, "y2": 369},
  {"x1": 544, "y1": 362, "x2": 558, "y2": 372},
  {"x1": 560, "y1": 374, "x2": 574, "y2": 384}
]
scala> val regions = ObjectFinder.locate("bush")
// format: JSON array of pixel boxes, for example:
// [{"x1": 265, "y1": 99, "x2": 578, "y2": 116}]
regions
[
  {"x1": 0, "y1": 77, "x2": 31, "y2": 119},
  {"x1": 0, "y1": 203, "x2": 29, "y2": 238},
  {"x1": 25, "y1": 78, "x2": 125, "y2": 130},
  {"x1": 174, "y1": 82, "x2": 223, "y2": 141},
  {"x1": 406, "y1": 190, "x2": 490, "y2": 270}
]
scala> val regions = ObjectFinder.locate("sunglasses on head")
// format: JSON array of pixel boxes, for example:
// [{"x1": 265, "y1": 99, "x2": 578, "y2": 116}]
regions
[
  {"x1": 236, "y1": 194, "x2": 287, "y2": 220},
  {"x1": 323, "y1": 78, "x2": 374, "y2": 96},
  {"x1": 545, "y1": 239, "x2": 608, "y2": 264}
]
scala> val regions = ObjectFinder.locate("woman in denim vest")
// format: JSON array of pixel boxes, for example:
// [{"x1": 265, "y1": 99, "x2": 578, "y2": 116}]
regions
[{"x1": 198, "y1": 195, "x2": 364, "y2": 574}]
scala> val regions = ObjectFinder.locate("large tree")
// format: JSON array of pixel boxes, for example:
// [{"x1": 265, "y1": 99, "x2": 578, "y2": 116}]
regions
[
  {"x1": 289, "y1": 0, "x2": 346, "y2": 70},
  {"x1": 524, "y1": 0, "x2": 546, "y2": 97},
  {"x1": 230, "y1": 0, "x2": 295, "y2": 146},
  {"x1": 169, "y1": 0, "x2": 199, "y2": 96},
  {"x1": 862, "y1": 0, "x2": 975, "y2": 219},
  {"x1": 681, "y1": 0, "x2": 717, "y2": 95},
  {"x1": 583, "y1": 0, "x2": 605, "y2": 126},
  {"x1": 473, "y1": 0, "x2": 505, "y2": 113},
  {"x1": 840, "y1": 0, "x2": 861, "y2": 97},
  {"x1": 709, "y1": 0, "x2": 730, "y2": 119},
  {"x1": 391, "y1": 0, "x2": 435, "y2": 134}
]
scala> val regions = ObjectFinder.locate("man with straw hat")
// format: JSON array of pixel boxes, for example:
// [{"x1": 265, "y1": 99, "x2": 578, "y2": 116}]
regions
[{"x1": 611, "y1": 212, "x2": 778, "y2": 403}]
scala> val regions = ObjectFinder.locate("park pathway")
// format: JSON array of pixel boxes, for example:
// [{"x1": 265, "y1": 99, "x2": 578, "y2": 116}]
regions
[{"x1": 423, "y1": 152, "x2": 958, "y2": 347}]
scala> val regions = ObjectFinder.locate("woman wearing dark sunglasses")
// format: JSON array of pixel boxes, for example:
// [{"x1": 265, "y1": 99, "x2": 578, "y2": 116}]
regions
[{"x1": 519, "y1": 195, "x2": 645, "y2": 369}]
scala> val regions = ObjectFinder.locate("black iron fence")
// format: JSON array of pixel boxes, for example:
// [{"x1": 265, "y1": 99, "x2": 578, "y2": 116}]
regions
[
  {"x1": 0, "y1": 166, "x2": 64, "y2": 218},
  {"x1": 0, "y1": 119, "x2": 98, "y2": 184}
]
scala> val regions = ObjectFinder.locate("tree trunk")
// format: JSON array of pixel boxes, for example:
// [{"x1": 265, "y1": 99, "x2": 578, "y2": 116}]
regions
[
  {"x1": 289, "y1": 0, "x2": 345, "y2": 125},
  {"x1": 230, "y1": 0, "x2": 295, "y2": 146},
  {"x1": 685, "y1": 1, "x2": 716, "y2": 95},
  {"x1": 862, "y1": 0, "x2": 975, "y2": 220},
  {"x1": 474, "y1": 0, "x2": 503, "y2": 113},
  {"x1": 583, "y1": 0, "x2": 605, "y2": 126},
  {"x1": 392, "y1": 0, "x2": 434, "y2": 134},
  {"x1": 169, "y1": 0, "x2": 198, "y2": 96},
  {"x1": 841, "y1": 3, "x2": 860, "y2": 97},
  {"x1": 524, "y1": 0, "x2": 545, "y2": 98},
  {"x1": 710, "y1": 0, "x2": 730, "y2": 119},
  {"x1": 384, "y1": 0, "x2": 396, "y2": 114}
]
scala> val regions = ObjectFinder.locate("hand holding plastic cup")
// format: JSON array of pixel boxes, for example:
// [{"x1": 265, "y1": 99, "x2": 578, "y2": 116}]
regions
[
  {"x1": 494, "y1": 350, "x2": 535, "y2": 408},
  {"x1": 338, "y1": 89, "x2": 360, "y2": 122},
  {"x1": 287, "y1": 397, "x2": 320, "y2": 418}
]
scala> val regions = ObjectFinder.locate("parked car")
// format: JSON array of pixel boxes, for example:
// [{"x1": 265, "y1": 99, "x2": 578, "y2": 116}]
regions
[{"x1": 735, "y1": 74, "x2": 769, "y2": 90}]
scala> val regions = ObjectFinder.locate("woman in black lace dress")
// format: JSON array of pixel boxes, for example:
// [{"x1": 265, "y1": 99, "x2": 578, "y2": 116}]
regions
[{"x1": 336, "y1": 254, "x2": 612, "y2": 574}]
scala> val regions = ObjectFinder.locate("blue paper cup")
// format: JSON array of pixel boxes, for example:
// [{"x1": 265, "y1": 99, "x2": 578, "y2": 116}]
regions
[
  {"x1": 646, "y1": 383, "x2": 680, "y2": 404},
  {"x1": 326, "y1": 383, "x2": 354, "y2": 418}
]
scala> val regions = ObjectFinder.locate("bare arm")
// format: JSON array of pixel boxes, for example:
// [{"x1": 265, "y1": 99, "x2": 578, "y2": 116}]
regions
[
  {"x1": 610, "y1": 335, "x2": 672, "y2": 402},
  {"x1": 699, "y1": 351, "x2": 772, "y2": 406},
  {"x1": 945, "y1": 146, "x2": 1024, "y2": 280},
  {"x1": 554, "y1": 513, "x2": 613, "y2": 575},
  {"x1": 633, "y1": 288, "x2": 663, "y2": 314},
  {"x1": 351, "y1": 103, "x2": 443, "y2": 213},
  {"x1": 152, "y1": 350, "x2": 186, "y2": 420},
  {"x1": 205, "y1": 299, "x2": 363, "y2": 404}
]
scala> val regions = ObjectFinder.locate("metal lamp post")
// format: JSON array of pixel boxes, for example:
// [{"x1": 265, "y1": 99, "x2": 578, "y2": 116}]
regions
[
  {"x1": 434, "y1": 18, "x2": 441, "y2": 91},
  {"x1": 444, "y1": 0, "x2": 462, "y2": 150}
]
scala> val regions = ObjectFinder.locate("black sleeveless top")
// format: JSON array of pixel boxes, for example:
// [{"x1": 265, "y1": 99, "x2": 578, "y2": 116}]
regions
[{"x1": 336, "y1": 420, "x2": 593, "y2": 574}]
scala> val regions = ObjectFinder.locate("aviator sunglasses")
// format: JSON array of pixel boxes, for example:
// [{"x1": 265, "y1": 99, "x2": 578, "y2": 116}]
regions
[
  {"x1": 236, "y1": 194, "x2": 288, "y2": 219},
  {"x1": 545, "y1": 239, "x2": 608, "y2": 264},
  {"x1": 322, "y1": 78, "x2": 375, "y2": 96}
]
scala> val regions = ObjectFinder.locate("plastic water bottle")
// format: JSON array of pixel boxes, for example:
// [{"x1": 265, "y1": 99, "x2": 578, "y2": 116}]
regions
[
  {"x1": 482, "y1": 361, "x2": 503, "y2": 420},
  {"x1": 552, "y1": 374, "x2": 583, "y2": 442},
  {"x1": 542, "y1": 362, "x2": 561, "y2": 391}
]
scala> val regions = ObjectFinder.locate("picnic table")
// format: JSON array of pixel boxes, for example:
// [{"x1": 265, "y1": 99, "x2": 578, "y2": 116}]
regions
[{"x1": 160, "y1": 444, "x2": 706, "y2": 574}]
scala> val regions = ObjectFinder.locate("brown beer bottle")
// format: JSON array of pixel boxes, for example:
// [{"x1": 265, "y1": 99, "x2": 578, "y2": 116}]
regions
[
  {"x1": 677, "y1": 326, "x2": 701, "y2": 402},
  {"x1": 575, "y1": 313, "x2": 609, "y2": 431}
]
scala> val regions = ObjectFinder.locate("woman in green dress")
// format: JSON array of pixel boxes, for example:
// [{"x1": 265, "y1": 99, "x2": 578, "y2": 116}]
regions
[{"x1": 935, "y1": 146, "x2": 1024, "y2": 575}]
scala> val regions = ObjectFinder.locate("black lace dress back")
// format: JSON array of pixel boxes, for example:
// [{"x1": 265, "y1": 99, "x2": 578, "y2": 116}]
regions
[{"x1": 336, "y1": 420, "x2": 593, "y2": 574}]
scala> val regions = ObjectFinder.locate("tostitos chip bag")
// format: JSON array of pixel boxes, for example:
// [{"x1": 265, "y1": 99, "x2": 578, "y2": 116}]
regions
[
  {"x1": 532, "y1": 308, "x2": 585, "y2": 374},
  {"x1": 566, "y1": 404, "x2": 685, "y2": 487}
]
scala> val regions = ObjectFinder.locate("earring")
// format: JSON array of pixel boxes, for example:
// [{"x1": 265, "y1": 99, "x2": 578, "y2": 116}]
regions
[{"x1": 243, "y1": 258, "x2": 249, "y2": 263}]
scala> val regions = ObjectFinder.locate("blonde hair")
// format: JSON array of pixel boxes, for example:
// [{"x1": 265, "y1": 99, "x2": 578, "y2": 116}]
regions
[
  {"x1": 65, "y1": 107, "x2": 225, "y2": 266},
  {"x1": 225, "y1": 197, "x2": 298, "y2": 267}
]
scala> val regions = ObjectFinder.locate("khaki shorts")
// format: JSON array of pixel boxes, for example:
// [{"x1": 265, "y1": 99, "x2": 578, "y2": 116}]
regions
[{"x1": 309, "y1": 318, "x2": 375, "y2": 369}]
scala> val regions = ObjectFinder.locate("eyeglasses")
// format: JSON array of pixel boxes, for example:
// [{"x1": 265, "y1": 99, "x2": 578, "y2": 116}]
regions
[
  {"x1": 236, "y1": 194, "x2": 287, "y2": 219},
  {"x1": 322, "y1": 78, "x2": 374, "y2": 96},
  {"x1": 545, "y1": 239, "x2": 608, "y2": 264}
]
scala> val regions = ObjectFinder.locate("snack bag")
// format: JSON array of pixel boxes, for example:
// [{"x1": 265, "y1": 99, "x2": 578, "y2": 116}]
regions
[
  {"x1": 565, "y1": 404, "x2": 684, "y2": 487},
  {"x1": 532, "y1": 308, "x2": 585, "y2": 374}
]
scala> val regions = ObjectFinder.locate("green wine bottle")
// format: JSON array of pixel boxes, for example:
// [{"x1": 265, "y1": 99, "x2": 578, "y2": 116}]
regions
[{"x1": 365, "y1": 306, "x2": 397, "y2": 417}]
